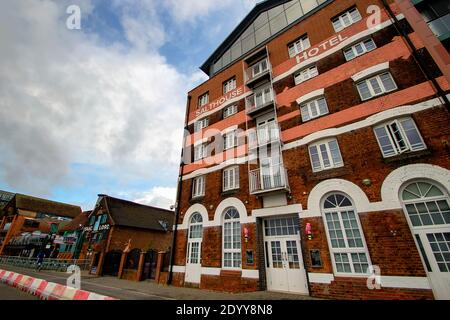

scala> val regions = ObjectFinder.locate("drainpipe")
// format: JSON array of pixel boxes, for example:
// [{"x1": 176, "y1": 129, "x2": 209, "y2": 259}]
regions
[
  {"x1": 381, "y1": 0, "x2": 449, "y2": 109},
  {"x1": 168, "y1": 95, "x2": 191, "y2": 285}
]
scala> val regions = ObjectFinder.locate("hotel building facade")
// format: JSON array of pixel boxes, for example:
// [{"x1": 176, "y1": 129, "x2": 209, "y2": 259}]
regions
[{"x1": 170, "y1": 0, "x2": 450, "y2": 299}]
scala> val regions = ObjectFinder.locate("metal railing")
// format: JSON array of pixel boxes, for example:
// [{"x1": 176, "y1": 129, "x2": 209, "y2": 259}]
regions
[
  {"x1": 245, "y1": 85, "x2": 274, "y2": 114},
  {"x1": 249, "y1": 164, "x2": 289, "y2": 194},
  {"x1": 0, "y1": 256, "x2": 90, "y2": 272},
  {"x1": 245, "y1": 58, "x2": 272, "y2": 85}
]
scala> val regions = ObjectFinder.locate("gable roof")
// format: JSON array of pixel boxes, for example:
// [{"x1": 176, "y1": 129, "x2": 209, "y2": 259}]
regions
[
  {"x1": 3, "y1": 193, "x2": 82, "y2": 219},
  {"x1": 99, "y1": 196, "x2": 174, "y2": 232},
  {"x1": 58, "y1": 211, "x2": 91, "y2": 233}
]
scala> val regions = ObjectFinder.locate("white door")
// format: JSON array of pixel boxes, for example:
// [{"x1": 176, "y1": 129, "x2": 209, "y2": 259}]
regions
[
  {"x1": 257, "y1": 116, "x2": 277, "y2": 146},
  {"x1": 401, "y1": 181, "x2": 450, "y2": 300},
  {"x1": 264, "y1": 217, "x2": 309, "y2": 294},
  {"x1": 185, "y1": 213, "x2": 203, "y2": 284}
]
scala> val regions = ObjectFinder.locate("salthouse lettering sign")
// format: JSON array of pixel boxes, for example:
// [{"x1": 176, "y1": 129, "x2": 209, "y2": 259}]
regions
[{"x1": 193, "y1": 85, "x2": 246, "y2": 119}]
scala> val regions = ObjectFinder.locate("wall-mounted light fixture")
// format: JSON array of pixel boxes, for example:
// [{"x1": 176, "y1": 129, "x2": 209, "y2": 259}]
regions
[{"x1": 362, "y1": 178, "x2": 372, "y2": 186}]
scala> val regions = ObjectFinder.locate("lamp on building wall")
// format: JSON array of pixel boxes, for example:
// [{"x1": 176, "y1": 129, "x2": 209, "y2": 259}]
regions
[
  {"x1": 244, "y1": 227, "x2": 250, "y2": 243},
  {"x1": 306, "y1": 223, "x2": 313, "y2": 240},
  {"x1": 362, "y1": 178, "x2": 372, "y2": 186}
]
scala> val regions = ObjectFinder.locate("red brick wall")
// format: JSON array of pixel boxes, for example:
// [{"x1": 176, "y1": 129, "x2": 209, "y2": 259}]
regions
[
  {"x1": 108, "y1": 226, "x2": 172, "y2": 253},
  {"x1": 201, "y1": 271, "x2": 259, "y2": 293}
]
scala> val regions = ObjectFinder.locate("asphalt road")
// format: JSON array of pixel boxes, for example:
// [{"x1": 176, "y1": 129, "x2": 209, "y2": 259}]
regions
[{"x1": 0, "y1": 282, "x2": 39, "y2": 300}]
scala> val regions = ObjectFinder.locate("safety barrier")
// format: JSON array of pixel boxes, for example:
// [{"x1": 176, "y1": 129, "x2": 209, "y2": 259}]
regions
[{"x1": 0, "y1": 268, "x2": 117, "y2": 300}]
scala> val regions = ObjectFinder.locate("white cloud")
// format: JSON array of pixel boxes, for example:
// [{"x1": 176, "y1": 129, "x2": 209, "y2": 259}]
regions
[
  {"x1": 0, "y1": 0, "x2": 201, "y2": 196},
  {"x1": 132, "y1": 187, "x2": 177, "y2": 210}
]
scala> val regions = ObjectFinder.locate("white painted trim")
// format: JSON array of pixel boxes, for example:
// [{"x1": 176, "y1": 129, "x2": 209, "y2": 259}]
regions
[
  {"x1": 194, "y1": 137, "x2": 208, "y2": 146},
  {"x1": 187, "y1": 92, "x2": 252, "y2": 126},
  {"x1": 308, "y1": 273, "x2": 334, "y2": 284},
  {"x1": 182, "y1": 155, "x2": 256, "y2": 181},
  {"x1": 179, "y1": 203, "x2": 209, "y2": 230},
  {"x1": 201, "y1": 267, "x2": 221, "y2": 276},
  {"x1": 272, "y1": 15, "x2": 405, "y2": 83},
  {"x1": 381, "y1": 164, "x2": 450, "y2": 208},
  {"x1": 242, "y1": 269, "x2": 259, "y2": 279},
  {"x1": 296, "y1": 88, "x2": 325, "y2": 105},
  {"x1": 171, "y1": 265, "x2": 186, "y2": 273},
  {"x1": 283, "y1": 97, "x2": 443, "y2": 151},
  {"x1": 221, "y1": 125, "x2": 238, "y2": 135},
  {"x1": 380, "y1": 276, "x2": 431, "y2": 289},
  {"x1": 351, "y1": 62, "x2": 390, "y2": 82},
  {"x1": 252, "y1": 204, "x2": 303, "y2": 219},
  {"x1": 213, "y1": 197, "x2": 248, "y2": 225}
]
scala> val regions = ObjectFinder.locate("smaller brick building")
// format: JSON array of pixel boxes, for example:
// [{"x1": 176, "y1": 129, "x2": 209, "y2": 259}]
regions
[
  {"x1": 78, "y1": 195, "x2": 174, "y2": 281},
  {"x1": 0, "y1": 193, "x2": 82, "y2": 257}
]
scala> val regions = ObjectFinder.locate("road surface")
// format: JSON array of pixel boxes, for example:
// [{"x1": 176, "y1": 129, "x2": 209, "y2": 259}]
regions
[{"x1": 0, "y1": 282, "x2": 39, "y2": 300}]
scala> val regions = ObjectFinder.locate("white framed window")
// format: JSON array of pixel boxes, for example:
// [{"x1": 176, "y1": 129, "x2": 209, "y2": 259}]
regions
[
  {"x1": 223, "y1": 104, "x2": 238, "y2": 118},
  {"x1": 294, "y1": 65, "x2": 319, "y2": 85},
  {"x1": 194, "y1": 143, "x2": 207, "y2": 161},
  {"x1": 192, "y1": 176, "x2": 205, "y2": 198},
  {"x1": 356, "y1": 72, "x2": 397, "y2": 101},
  {"x1": 198, "y1": 92, "x2": 209, "y2": 107},
  {"x1": 308, "y1": 138, "x2": 343, "y2": 172},
  {"x1": 194, "y1": 118, "x2": 209, "y2": 132},
  {"x1": 300, "y1": 97, "x2": 329, "y2": 122},
  {"x1": 187, "y1": 213, "x2": 203, "y2": 264},
  {"x1": 223, "y1": 166, "x2": 239, "y2": 192},
  {"x1": 223, "y1": 77, "x2": 236, "y2": 94},
  {"x1": 332, "y1": 7, "x2": 362, "y2": 32},
  {"x1": 373, "y1": 117, "x2": 426, "y2": 158},
  {"x1": 344, "y1": 38, "x2": 376, "y2": 61},
  {"x1": 322, "y1": 193, "x2": 371, "y2": 275},
  {"x1": 251, "y1": 58, "x2": 269, "y2": 78},
  {"x1": 288, "y1": 34, "x2": 311, "y2": 58},
  {"x1": 222, "y1": 207, "x2": 241, "y2": 269},
  {"x1": 224, "y1": 130, "x2": 238, "y2": 150}
]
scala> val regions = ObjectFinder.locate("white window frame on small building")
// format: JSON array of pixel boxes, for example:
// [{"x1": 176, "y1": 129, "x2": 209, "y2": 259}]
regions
[
  {"x1": 356, "y1": 72, "x2": 398, "y2": 101},
  {"x1": 223, "y1": 77, "x2": 237, "y2": 94},
  {"x1": 223, "y1": 166, "x2": 240, "y2": 192},
  {"x1": 192, "y1": 176, "x2": 206, "y2": 199},
  {"x1": 343, "y1": 38, "x2": 377, "y2": 61},
  {"x1": 194, "y1": 117, "x2": 209, "y2": 132},
  {"x1": 300, "y1": 96, "x2": 329, "y2": 122},
  {"x1": 308, "y1": 138, "x2": 344, "y2": 172},
  {"x1": 223, "y1": 104, "x2": 238, "y2": 118},
  {"x1": 332, "y1": 7, "x2": 362, "y2": 32},
  {"x1": 198, "y1": 92, "x2": 209, "y2": 107},
  {"x1": 373, "y1": 117, "x2": 427, "y2": 158},
  {"x1": 288, "y1": 34, "x2": 311, "y2": 58},
  {"x1": 223, "y1": 129, "x2": 238, "y2": 150},
  {"x1": 294, "y1": 65, "x2": 319, "y2": 86}
]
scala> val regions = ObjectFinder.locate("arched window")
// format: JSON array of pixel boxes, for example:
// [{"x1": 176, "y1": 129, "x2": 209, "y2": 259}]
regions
[
  {"x1": 222, "y1": 207, "x2": 241, "y2": 269},
  {"x1": 401, "y1": 181, "x2": 450, "y2": 227},
  {"x1": 322, "y1": 193, "x2": 371, "y2": 274},
  {"x1": 187, "y1": 213, "x2": 203, "y2": 265}
]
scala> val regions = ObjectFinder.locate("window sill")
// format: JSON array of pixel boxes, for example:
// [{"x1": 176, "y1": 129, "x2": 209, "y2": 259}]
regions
[
  {"x1": 306, "y1": 166, "x2": 352, "y2": 181},
  {"x1": 221, "y1": 188, "x2": 240, "y2": 197},
  {"x1": 383, "y1": 149, "x2": 431, "y2": 164},
  {"x1": 189, "y1": 196, "x2": 205, "y2": 205}
]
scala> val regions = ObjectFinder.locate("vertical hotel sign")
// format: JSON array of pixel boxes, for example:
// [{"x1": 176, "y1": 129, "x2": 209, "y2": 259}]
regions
[{"x1": 191, "y1": 85, "x2": 247, "y2": 121}]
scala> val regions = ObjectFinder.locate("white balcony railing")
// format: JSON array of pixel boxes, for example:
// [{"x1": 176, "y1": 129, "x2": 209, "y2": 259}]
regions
[
  {"x1": 245, "y1": 58, "x2": 271, "y2": 84},
  {"x1": 249, "y1": 164, "x2": 289, "y2": 194},
  {"x1": 248, "y1": 122, "x2": 281, "y2": 149},
  {"x1": 245, "y1": 85, "x2": 274, "y2": 114}
]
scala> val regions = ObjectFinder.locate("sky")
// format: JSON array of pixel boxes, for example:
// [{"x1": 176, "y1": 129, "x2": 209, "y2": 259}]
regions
[{"x1": 0, "y1": 0, "x2": 258, "y2": 211}]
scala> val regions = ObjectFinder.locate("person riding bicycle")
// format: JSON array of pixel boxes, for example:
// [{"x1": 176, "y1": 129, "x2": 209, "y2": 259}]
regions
[{"x1": 36, "y1": 251, "x2": 45, "y2": 271}]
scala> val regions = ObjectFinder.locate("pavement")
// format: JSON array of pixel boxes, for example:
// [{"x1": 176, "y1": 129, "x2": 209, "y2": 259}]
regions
[
  {"x1": 0, "y1": 282, "x2": 39, "y2": 300},
  {"x1": 0, "y1": 265, "x2": 320, "y2": 300}
]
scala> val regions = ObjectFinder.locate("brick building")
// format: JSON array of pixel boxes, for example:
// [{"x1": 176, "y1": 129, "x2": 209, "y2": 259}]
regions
[
  {"x1": 78, "y1": 195, "x2": 174, "y2": 280},
  {"x1": 0, "y1": 193, "x2": 82, "y2": 257},
  {"x1": 170, "y1": 0, "x2": 450, "y2": 299}
]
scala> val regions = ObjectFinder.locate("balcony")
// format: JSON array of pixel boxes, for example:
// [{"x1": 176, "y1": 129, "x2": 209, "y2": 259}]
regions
[
  {"x1": 248, "y1": 122, "x2": 281, "y2": 150},
  {"x1": 249, "y1": 164, "x2": 290, "y2": 195},
  {"x1": 245, "y1": 58, "x2": 272, "y2": 87},
  {"x1": 245, "y1": 85, "x2": 275, "y2": 116}
]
